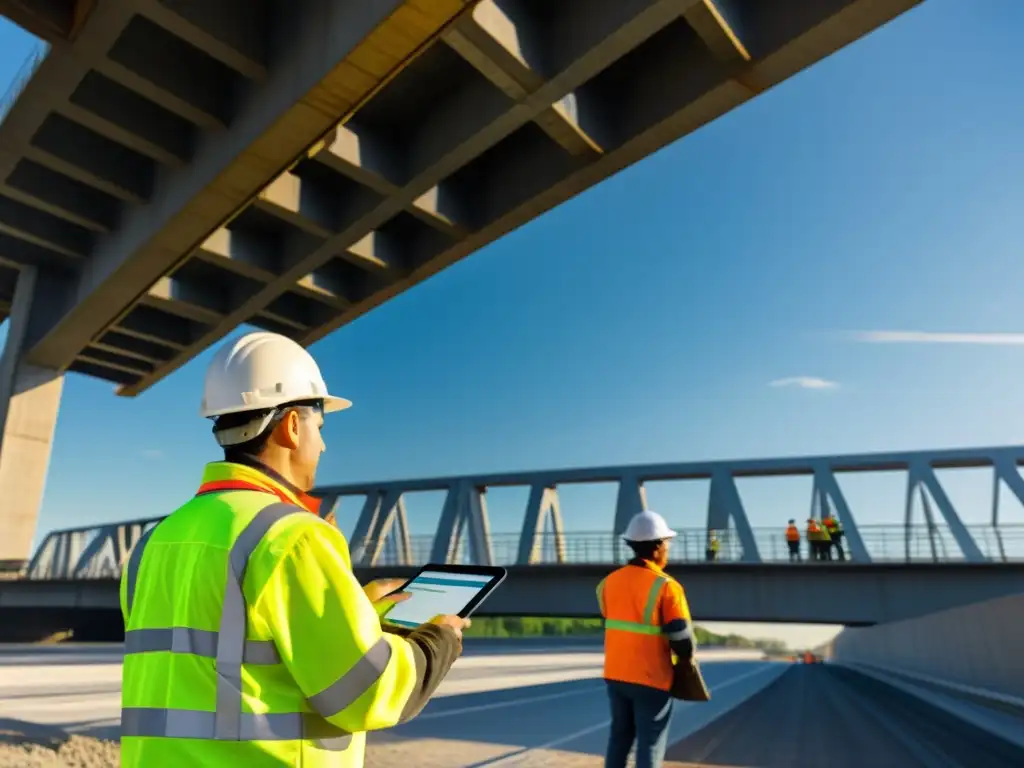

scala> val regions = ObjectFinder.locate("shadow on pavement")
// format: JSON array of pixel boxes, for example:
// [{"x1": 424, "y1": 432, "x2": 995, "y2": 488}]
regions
[{"x1": 0, "y1": 718, "x2": 70, "y2": 750}]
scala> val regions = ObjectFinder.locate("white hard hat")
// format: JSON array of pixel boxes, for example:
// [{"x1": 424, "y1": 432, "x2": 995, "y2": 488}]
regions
[
  {"x1": 201, "y1": 331, "x2": 351, "y2": 446},
  {"x1": 623, "y1": 510, "x2": 677, "y2": 542}
]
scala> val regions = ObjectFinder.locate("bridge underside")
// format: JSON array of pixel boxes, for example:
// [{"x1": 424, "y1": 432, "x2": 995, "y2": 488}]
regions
[
  {"x1": 0, "y1": 0, "x2": 923, "y2": 560},
  {"x1": 1, "y1": 0, "x2": 922, "y2": 394}
]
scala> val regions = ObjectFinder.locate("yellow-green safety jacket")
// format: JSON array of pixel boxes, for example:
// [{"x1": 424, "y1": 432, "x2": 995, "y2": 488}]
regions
[{"x1": 119, "y1": 464, "x2": 421, "y2": 767}]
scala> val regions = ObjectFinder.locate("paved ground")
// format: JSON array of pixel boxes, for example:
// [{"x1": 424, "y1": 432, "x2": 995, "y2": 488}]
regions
[
  {"x1": 1, "y1": 642, "x2": 1021, "y2": 767},
  {"x1": 665, "y1": 664, "x2": 1024, "y2": 768}
]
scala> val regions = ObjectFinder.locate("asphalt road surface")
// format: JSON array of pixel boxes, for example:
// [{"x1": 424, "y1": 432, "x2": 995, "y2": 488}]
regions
[{"x1": 1, "y1": 641, "x2": 1021, "y2": 767}]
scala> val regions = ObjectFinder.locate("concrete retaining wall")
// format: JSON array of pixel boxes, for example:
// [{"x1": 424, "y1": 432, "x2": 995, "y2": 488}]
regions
[{"x1": 829, "y1": 592, "x2": 1024, "y2": 699}]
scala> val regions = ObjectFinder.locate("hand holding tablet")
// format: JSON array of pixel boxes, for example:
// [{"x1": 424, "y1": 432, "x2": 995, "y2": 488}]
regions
[{"x1": 379, "y1": 564, "x2": 507, "y2": 630}]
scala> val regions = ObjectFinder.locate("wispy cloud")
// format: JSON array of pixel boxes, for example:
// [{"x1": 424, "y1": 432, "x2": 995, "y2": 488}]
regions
[
  {"x1": 768, "y1": 376, "x2": 839, "y2": 390},
  {"x1": 141, "y1": 449, "x2": 163, "y2": 459},
  {"x1": 850, "y1": 330, "x2": 1024, "y2": 345}
]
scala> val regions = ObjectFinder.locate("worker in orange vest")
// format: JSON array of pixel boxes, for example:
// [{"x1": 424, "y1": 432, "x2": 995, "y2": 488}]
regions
[
  {"x1": 806, "y1": 518, "x2": 824, "y2": 561},
  {"x1": 597, "y1": 510, "x2": 695, "y2": 768},
  {"x1": 785, "y1": 519, "x2": 801, "y2": 562}
]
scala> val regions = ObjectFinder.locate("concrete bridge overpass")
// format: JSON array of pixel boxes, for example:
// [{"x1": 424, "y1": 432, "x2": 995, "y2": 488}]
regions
[{"x1": 0, "y1": 0, "x2": 924, "y2": 562}]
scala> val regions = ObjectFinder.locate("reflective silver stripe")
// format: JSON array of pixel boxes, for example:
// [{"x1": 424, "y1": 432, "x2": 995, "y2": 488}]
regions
[
  {"x1": 216, "y1": 502, "x2": 302, "y2": 740},
  {"x1": 124, "y1": 627, "x2": 281, "y2": 665},
  {"x1": 667, "y1": 623, "x2": 693, "y2": 642},
  {"x1": 121, "y1": 707, "x2": 351, "y2": 749},
  {"x1": 642, "y1": 576, "x2": 667, "y2": 625},
  {"x1": 307, "y1": 637, "x2": 393, "y2": 719},
  {"x1": 125, "y1": 526, "x2": 158, "y2": 617}
]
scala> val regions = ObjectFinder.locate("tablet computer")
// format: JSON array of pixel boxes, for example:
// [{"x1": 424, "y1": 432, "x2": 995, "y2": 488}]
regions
[{"x1": 380, "y1": 564, "x2": 507, "y2": 629}]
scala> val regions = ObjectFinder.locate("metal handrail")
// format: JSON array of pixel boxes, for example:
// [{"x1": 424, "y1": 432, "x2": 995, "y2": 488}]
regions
[
  {"x1": 360, "y1": 522, "x2": 1024, "y2": 566},
  {"x1": 25, "y1": 519, "x2": 1024, "y2": 580}
]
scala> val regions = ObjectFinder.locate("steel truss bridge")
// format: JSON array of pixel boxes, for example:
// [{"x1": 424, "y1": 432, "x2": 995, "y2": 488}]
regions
[{"x1": 23, "y1": 444, "x2": 1024, "y2": 581}]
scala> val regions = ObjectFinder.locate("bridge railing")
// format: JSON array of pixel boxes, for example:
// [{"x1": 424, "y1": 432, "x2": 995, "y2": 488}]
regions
[
  {"x1": 23, "y1": 519, "x2": 1024, "y2": 580},
  {"x1": 366, "y1": 522, "x2": 1024, "y2": 567}
]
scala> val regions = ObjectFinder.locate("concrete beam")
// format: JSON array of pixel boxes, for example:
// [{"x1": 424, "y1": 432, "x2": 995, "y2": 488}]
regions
[
  {"x1": 23, "y1": 0, "x2": 478, "y2": 374},
  {"x1": 294, "y1": 0, "x2": 922, "y2": 351},
  {"x1": 0, "y1": 0, "x2": 95, "y2": 43},
  {"x1": 8, "y1": 562, "x2": 1024, "y2": 625},
  {"x1": 115, "y1": 0, "x2": 691, "y2": 395},
  {"x1": 443, "y1": 0, "x2": 604, "y2": 157},
  {"x1": 0, "y1": 266, "x2": 64, "y2": 562},
  {"x1": 136, "y1": 0, "x2": 269, "y2": 81},
  {"x1": 1, "y1": 161, "x2": 119, "y2": 233}
]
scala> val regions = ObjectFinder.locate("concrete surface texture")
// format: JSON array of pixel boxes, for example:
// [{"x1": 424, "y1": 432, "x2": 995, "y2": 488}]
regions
[
  {"x1": 3, "y1": 639, "x2": 1024, "y2": 767},
  {"x1": 829, "y1": 592, "x2": 1024, "y2": 699}
]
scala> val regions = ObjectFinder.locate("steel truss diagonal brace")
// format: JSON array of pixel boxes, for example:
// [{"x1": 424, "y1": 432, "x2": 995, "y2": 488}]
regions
[
  {"x1": 811, "y1": 464, "x2": 870, "y2": 562},
  {"x1": 707, "y1": 470, "x2": 760, "y2": 563},
  {"x1": 72, "y1": 521, "x2": 146, "y2": 579},
  {"x1": 518, "y1": 484, "x2": 565, "y2": 564},
  {"x1": 991, "y1": 453, "x2": 1024, "y2": 524},
  {"x1": 349, "y1": 489, "x2": 411, "y2": 567},
  {"x1": 27, "y1": 529, "x2": 87, "y2": 579},
  {"x1": 613, "y1": 475, "x2": 648, "y2": 537},
  {"x1": 907, "y1": 460, "x2": 985, "y2": 562},
  {"x1": 430, "y1": 482, "x2": 494, "y2": 566}
]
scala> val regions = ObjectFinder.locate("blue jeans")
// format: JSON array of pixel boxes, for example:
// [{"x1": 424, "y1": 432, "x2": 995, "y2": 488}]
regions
[{"x1": 604, "y1": 680, "x2": 674, "y2": 768}]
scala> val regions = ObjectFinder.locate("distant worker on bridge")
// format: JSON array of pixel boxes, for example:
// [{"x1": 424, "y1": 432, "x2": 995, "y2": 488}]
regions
[
  {"x1": 785, "y1": 519, "x2": 801, "y2": 562},
  {"x1": 705, "y1": 529, "x2": 720, "y2": 562},
  {"x1": 119, "y1": 331, "x2": 467, "y2": 767},
  {"x1": 806, "y1": 517, "x2": 825, "y2": 561},
  {"x1": 597, "y1": 510, "x2": 697, "y2": 768},
  {"x1": 822, "y1": 513, "x2": 845, "y2": 560}
]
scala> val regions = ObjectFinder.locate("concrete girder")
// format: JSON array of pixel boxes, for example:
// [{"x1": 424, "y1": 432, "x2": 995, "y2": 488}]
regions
[
  {"x1": 0, "y1": 162, "x2": 119, "y2": 233},
  {"x1": 443, "y1": 0, "x2": 604, "y2": 158},
  {"x1": 0, "y1": 0, "x2": 95, "y2": 43},
  {"x1": 112, "y1": 0, "x2": 702, "y2": 396},
  {"x1": 258, "y1": 0, "x2": 923, "y2": 357},
  {"x1": 135, "y1": 0, "x2": 270, "y2": 82},
  {"x1": 12, "y1": 562, "x2": 1024, "y2": 626},
  {"x1": 0, "y1": 0, "x2": 921, "y2": 395},
  {"x1": 21, "y1": 0, "x2": 479, "y2": 378}
]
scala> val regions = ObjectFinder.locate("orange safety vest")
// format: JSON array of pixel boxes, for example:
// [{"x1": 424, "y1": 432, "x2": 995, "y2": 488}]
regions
[
  {"x1": 596, "y1": 561, "x2": 690, "y2": 692},
  {"x1": 786, "y1": 525, "x2": 800, "y2": 542}
]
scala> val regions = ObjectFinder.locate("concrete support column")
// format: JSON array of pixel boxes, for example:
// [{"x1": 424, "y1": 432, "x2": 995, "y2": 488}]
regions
[{"x1": 0, "y1": 266, "x2": 64, "y2": 562}]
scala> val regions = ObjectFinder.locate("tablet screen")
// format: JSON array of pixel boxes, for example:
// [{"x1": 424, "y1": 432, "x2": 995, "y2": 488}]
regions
[{"x1": 382, "y1": 570, "x2": 495, "y2": 628}]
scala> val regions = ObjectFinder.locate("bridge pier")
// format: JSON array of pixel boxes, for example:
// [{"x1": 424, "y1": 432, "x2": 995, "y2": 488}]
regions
[{"x1": 0, "y1": 266, "x2": 63, "y2": 563}]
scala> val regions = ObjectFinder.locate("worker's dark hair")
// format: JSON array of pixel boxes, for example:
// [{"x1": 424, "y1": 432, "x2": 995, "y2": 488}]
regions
[
  {"x1": 626, "y1": 539, "x2": 662, "y2": 561},
  {"x1": 214, "y1": 399, "x2": 324, "y2": 463}
]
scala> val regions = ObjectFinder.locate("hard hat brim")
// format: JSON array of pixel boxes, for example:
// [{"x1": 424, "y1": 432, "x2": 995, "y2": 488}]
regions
[
  {"x1": 623, "y1": 529, "x2": 678, "y2": 543},
  {"x1": 323, "y1": 395, "x2": 353, "y2": 414}
]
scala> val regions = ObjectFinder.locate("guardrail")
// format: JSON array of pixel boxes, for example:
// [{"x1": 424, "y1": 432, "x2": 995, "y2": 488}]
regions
[
  {"x1": 0, "y1": 41, "x2": 48, "y2": 121},
  {"x1": 365, "y1": 522, "x2": 1024, "y2": 566},
  {"x1": 23, "y1": 520, "x2": 1024, "y2": 580}
]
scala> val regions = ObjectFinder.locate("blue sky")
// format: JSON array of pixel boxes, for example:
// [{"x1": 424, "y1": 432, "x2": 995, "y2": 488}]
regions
[{"x1": 3, "y1": 1, "x2": 1024, "y2": 645}]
